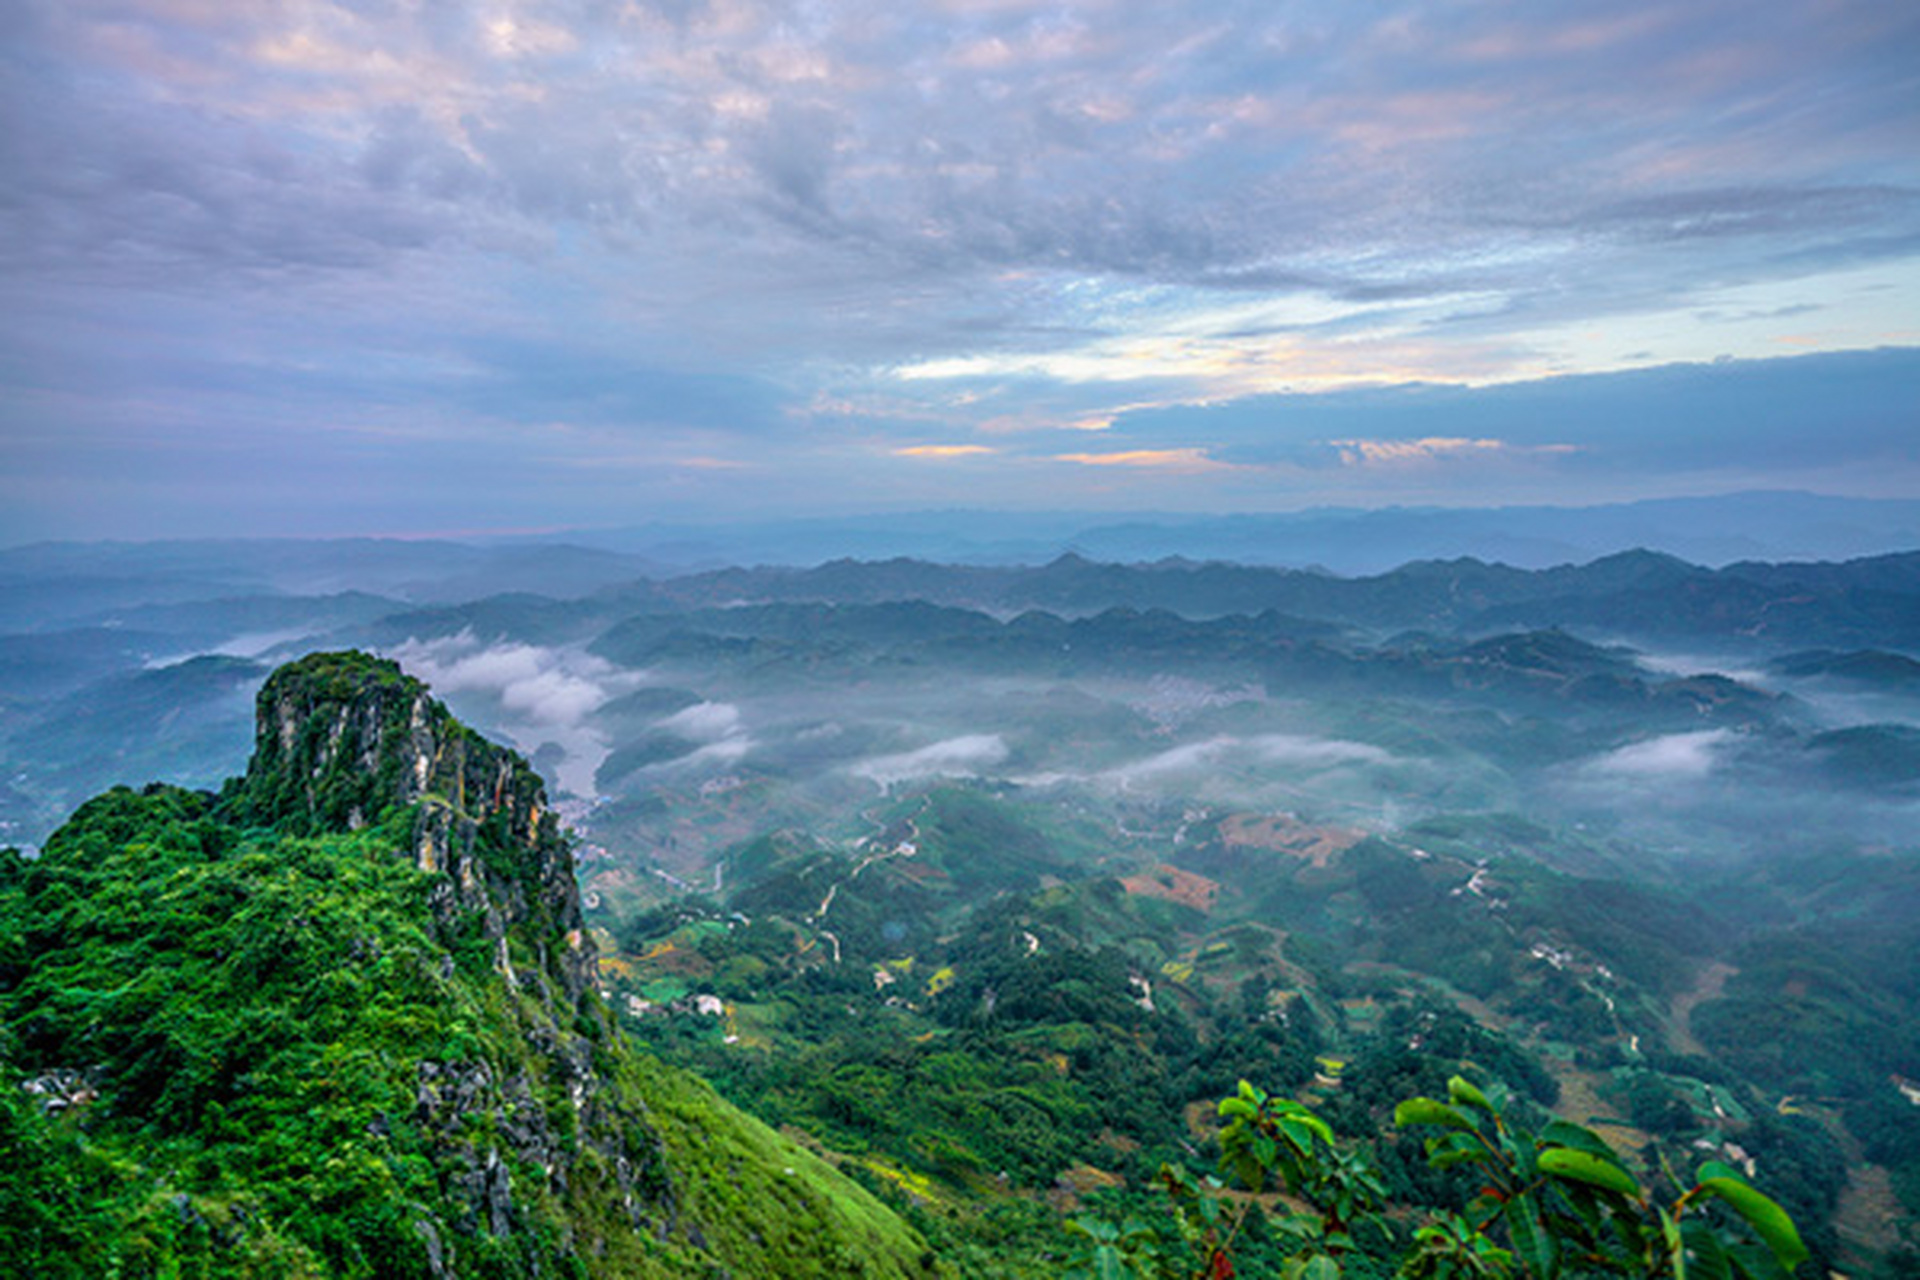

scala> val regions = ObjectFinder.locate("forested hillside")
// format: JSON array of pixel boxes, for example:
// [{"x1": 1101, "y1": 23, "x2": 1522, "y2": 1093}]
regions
[{"x1": 0, "y1": 653, "x2": 933, "y2": 1277}]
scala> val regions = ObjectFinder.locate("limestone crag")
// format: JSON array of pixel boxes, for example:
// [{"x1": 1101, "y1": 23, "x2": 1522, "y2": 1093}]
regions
[
  {"x1": 237, "y1": 651, "x2": 594, "y2": 999},
  {"x1": 226, "y1": 652, "x2": 673, "y2": 1256},
  {"x1": 2, "y1": 649, "x2": 935, "y2": 1276}
]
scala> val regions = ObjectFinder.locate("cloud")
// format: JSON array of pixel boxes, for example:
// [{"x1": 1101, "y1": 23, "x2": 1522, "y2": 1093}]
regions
[
  {"x1": 604, "y1": 701, "x2": 758, "y2": 775},
  {"x1": 851, "y1": 734, "x2": 1010, "y2": 789},
  {"x1": 5, "y1": 0, "x2": 1919, "y2": 536},
  {"x1": 386, "y1": 633, "x2": 638, "y2": 794},
  {"x1": 395, "y1": 639, "x2": 611, "y2": 726},
  {"x1": 894, "y1": 445, "x2": 997, "y2": 459},
  {"x1": 15, "y1": 0, "x2": 1914, "y2": 323},
  {"x1": 498, "y1": 667, "x2": 606, "y2": 726},
  {"x1": 1334, "y1": 437, "x2": 1505, "y2": 465},
  {"x1": 1329, "y1": 437, "x2": 1580, "y2": 467},
  {"x1": 1054, "y1": 448, "x2": 1228, "y2": 472},
  {"x1": 1066, "y1": 733, "x2": 1395, "y2": 791},
  {"x1": 1251, "y1": 734, "x2": 1396, "y2": 767},
  {"x1": 684, "y1": 737, "x2": 754, "y2": 768},
  {"x1": 1585, "y1": 730, "x2": 1732, "y2": 779},
  {"x1": 1633, "y1": 651, "x2": 1772, "y2": 688},
  {"x1": 1087, "y1": 348, "x2": 1920, "y2": 493},
  {"x1": 989, "y1": 730, "x2": 1419, "y2": 818},
  {"x1": 211, "y1": 628, "x2": 318, "y2": 660},
  {"x1": 659, "y1": 702, "x2": 745, "y2": 744},
  {"x1": 1101, "y1": 738, "x2": 1230, "y2": 782}
]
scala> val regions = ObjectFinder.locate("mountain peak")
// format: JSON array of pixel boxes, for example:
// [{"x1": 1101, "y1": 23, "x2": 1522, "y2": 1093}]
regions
[
  {"x1": 0, "y1": 650, "x2": 934, "y2": 1275},
  {"x1": 232, "y1": 649, "x2": 590, "y2": 997},
  {"x1": 239, "y1": 650, "x2": 431, "y2": 833}
]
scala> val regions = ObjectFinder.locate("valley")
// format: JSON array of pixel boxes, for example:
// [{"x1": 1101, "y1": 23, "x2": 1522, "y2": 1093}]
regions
[{"x1": 1, "y1": 539, "x2": 1916, "y2": 1275}]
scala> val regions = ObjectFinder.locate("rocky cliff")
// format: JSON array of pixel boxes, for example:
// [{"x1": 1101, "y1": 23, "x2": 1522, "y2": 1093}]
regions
[
  {"x1": 236, "y1": 651, "x2": 594, "y2": 998},
  {"x1": 0, "y1": 651, "x2": 934, "y2": 1278}
]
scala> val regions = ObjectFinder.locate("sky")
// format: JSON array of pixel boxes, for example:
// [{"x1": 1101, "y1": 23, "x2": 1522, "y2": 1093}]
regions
[{"x1": 2, "y1": 0, "x2": 1916, "y2": 543}]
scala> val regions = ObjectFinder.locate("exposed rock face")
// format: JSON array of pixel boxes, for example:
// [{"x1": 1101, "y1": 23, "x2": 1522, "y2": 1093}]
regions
[
  {"x1": 228, "y1": 652, "x2": 671, "y2": 1256},
  {"x1": 3, "y1": 649, "x2": 934, "y2": 1277},
  {"x1": 237, "y1": 651, "x2": 595, "y2": 999}
]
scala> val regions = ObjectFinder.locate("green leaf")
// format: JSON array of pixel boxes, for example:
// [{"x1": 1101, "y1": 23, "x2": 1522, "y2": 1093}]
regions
[
  {"x1": 1300, "y1": 1253, "x2": 1342, "y2": 1280},
  {"x1": 1681, "y1": 1217, "x2": 1733, "y2": 1280},
  {"x1": 1537, "y1": 1148, "x2": 1640, "y2": 1198},
  {"x1": 1694, "y1": 1178, "x2": 1808, "y2": 1271},
  {"x1": 1279, "y1": 1116, "x2": 1325, "y2": 1155},
  {"x1": 1396, "y1": 1098, "x2": 1473, "y2": 1130},
  {"x1": 1539, "y1": 1120, "x2": 1616, "y2": 1159},
  {"x1": 1661, "y1": 1207, "x2": 1686, "y2": 1280},
  {"x1": 1507, "y1": 1189, "x2": 1556, "y2": 1278},
  {"x1": 1448, "y1": 1075, "x2": 1493, "y2": 1113},
  {"x1": 1277, "y1": 1103, "x2": 1336, "y2": 1147}
]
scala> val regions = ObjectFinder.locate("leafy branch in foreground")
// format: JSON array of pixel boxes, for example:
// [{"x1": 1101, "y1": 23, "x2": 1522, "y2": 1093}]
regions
[
  {"x1": 1070, "y1": 1077, "x2": 1807, "y2": 1280},
  {"x1": 1138, "y1": 1080, "x2": 1386, "y2": 1280},
  {"x1": 1396, "y1": 1074, "x2": 1807, "y2": 1280}
]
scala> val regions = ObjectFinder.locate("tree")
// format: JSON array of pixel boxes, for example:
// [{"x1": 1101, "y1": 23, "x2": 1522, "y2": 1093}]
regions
[
  {"x1": 1072, "y1": 1078, "x2": 1808, "y2": 1280},
  {"x1": 1394, "y1": 1075, "x2": 1807, "y2": 1280}
]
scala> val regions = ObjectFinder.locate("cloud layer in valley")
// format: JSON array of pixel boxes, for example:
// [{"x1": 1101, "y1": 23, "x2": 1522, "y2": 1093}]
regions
[
  {"x1": 388, "y1": 634, "x2": 640, "y2": 796},
  {"x1": 1583, "y1": 730, "x2": 1733, "y2": 780},
  {"x1": 852, "y1": 734, "x2": 1011, "y2": 791}
]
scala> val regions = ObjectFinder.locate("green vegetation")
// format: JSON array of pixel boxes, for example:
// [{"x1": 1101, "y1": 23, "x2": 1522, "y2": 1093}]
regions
[
  {"x1": 1058, "y1": 1077, "x2": 1808, "y2": 1280},
  {"x1": 0, "y1": 653, "x2": 933, "y2": 1277},
  {"x1": 5, "y1": 566, "x2": 1917, "y2": 1279},
  {"x1": 596, "y1": 773, "x2": 1915, "y2": 1277}
]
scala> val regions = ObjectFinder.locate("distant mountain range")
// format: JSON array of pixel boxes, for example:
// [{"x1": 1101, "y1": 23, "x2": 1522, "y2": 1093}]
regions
[
  {"x1": 5, "y1": 496, "x2": 1919, "y2": 629},
  {"x1": 541, "y1": 490, "x2": 1920, "y2": 574},
  {"x1": 439, "y1": 546, "x2": 1920, "y2": 651},
  {"x1": 2, "y1": 534, "x2": 1915, "y2": 848}
]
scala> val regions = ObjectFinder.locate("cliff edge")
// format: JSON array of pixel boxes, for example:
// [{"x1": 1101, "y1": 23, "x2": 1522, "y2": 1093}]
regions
[{"x1": 0, "y1": 651, "x2": 934, "y2": 1278}]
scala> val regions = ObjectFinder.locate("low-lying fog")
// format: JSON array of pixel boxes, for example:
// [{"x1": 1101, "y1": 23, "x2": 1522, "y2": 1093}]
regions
[
  {"x1": 4, "y1": 604, "x2": 1914, "y2": 875},
  {"x1": 350, "y1": 630, "x2": 1920, "y2": 879}
]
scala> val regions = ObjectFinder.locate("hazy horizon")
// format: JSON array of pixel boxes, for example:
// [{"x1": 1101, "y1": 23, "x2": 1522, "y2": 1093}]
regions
[{"x1": 6, "y1": 490, "x2": 1919, "y2": 586}]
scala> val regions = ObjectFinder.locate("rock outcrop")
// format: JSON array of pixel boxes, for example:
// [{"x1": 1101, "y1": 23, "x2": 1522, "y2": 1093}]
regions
[
  {"x1": 235, "y1": 651, "x2": 594, "y2": 998},
  {"x1": 2, "y1": 650, "x2": 934, "y2": 1277},
  {"x1": 224, "y1": 652, "x2": 674, "y2": 1262}
]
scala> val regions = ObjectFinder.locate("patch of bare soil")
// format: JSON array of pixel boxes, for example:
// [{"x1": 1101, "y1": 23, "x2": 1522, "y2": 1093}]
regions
[
  {"x1": 1121, "y1": 863, "x2": 1220, "y2": 911},
  {"x1": 1835, "y1": 1162, "x2": 1904, "y2": 1257},
  {"x1": 1219, "y1": 814, "x2": 1364, "y2": 868},
  {"x1": 1184, "y1": 1097, "x2": 1218, "y2": 1141},
  {"x1": 1669, "y1": 959, "x2": 1736, "y2": 1057}
]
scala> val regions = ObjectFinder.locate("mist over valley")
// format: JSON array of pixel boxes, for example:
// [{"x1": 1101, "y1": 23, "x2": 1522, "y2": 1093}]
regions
[{"x1": 4, "y1": 519, "x2": 1919, "y2": 1276}]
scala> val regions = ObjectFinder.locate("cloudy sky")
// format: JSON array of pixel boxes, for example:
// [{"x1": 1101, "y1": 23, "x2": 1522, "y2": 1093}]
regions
[{"x1": 3, "y1": 0, "x2": 1916, "y2": 541}]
